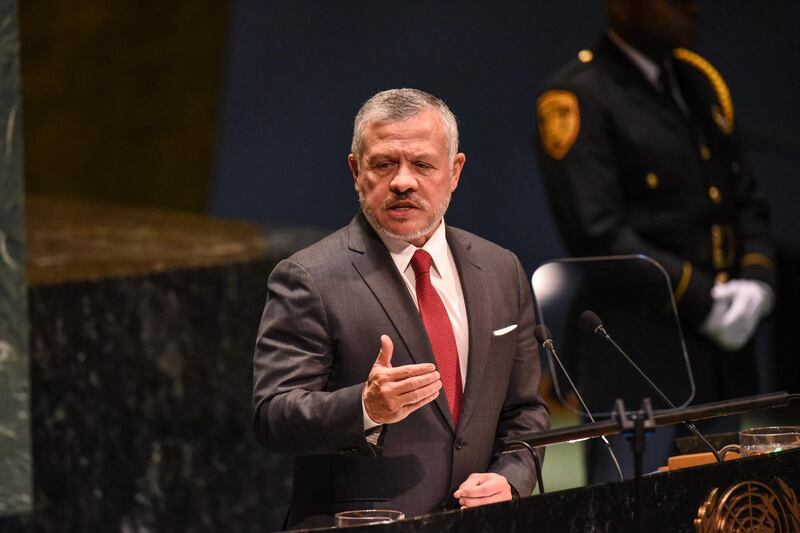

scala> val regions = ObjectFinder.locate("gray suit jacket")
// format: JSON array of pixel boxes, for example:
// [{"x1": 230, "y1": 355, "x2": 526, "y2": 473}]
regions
[{"x1": 252, "y1": 212, "x2": 550, "y2": 529}]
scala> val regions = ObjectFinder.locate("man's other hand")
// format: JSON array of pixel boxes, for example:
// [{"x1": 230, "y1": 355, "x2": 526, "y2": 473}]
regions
[
  {"x1": 453, "y1": 473, "x2": 513, "y2": 508},
  {"x1": 363, "y1": 335, "x2": 442, "y2": 424}
]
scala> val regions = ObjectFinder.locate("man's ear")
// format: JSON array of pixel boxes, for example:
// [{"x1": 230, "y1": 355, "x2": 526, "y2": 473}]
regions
[
  {"x1": 348, "y1": 154, "x2": 359, "y2": 178},
  {"x1": 450, "y1": 153, "x2": 466, "y2": 192},
  {"x1": 348, "y1": 154, "x2": 361, "y2": 192}
]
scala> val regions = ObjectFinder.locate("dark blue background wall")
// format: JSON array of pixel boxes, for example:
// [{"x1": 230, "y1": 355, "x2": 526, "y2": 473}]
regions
[{"x1": 211, "y1": 1, "x2": 799, "y2": 275}]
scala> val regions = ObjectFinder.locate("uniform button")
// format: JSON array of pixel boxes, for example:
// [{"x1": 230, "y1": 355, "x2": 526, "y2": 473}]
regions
[
  {"x1": 700, "y1": 146, "x2": 711, "y2": 160},
  {"x1": 708, "y1": 186, "x2": 722, "y2": 204},
  {"x1": 715, "y1": 272, "x2": 729, "y2": 284},
  {"x1": 578, "y1": 49, "x2": 593, "y2": 63},
  {"x1": 645, "y1": 172, "x2": 659, "y2": 189},
  {"x1": 455, "y1": 438, "x2": 464, "y2": 450},
  {"x1": 731, "y1": 161, "x2": 741, "y2": 174}
]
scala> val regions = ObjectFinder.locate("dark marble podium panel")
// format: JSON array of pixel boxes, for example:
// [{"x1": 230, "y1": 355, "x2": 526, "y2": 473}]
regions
[
  {"x1": 0, "y1": 197, "x2": 330, "y2": 531},
  {"x1": 324, "y1": 448, "x2": 800, "y2": 533},
  {"x1": 1, "y1": 261, "x2": 292, "y2": 532}
]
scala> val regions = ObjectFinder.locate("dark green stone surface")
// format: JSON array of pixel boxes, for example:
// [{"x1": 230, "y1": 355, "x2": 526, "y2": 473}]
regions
[{"x1": 0, "y1": 0, "x2": 31, "y2": 518}]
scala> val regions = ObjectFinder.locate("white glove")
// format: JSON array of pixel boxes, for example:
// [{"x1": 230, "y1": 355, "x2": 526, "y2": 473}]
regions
[{"x1": 700, "y1": 279, "x2": 775, "y2": 351}]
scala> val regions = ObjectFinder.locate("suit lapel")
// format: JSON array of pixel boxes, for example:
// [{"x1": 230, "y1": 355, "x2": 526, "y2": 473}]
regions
[
  {"x1": 446, "y1": 227, "x2": 490, "y2": 434},
  {"x1": 348, "y1": 214, "x2": 455, "y2": 432}
]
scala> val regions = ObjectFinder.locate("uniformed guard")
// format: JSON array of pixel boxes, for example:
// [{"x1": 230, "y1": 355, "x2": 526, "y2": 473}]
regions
[{"x1": 532, "y1": 0, "x2": 775, "y2": 482}]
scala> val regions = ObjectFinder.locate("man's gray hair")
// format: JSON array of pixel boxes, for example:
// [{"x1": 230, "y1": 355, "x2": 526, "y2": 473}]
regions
[{"x1": 351, "y1": 88, "x2": 459, "y2": 163}]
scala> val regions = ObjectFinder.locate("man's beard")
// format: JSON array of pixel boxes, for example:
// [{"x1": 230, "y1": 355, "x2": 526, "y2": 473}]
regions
[{"x1": 359, "y1": 190, "x2": 451, "y2": 243}]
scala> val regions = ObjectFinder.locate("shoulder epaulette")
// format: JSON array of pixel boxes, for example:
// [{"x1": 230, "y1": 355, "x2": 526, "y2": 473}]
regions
[{"x1": 674, "y1": 48, "x2": 734, "y2": 134}]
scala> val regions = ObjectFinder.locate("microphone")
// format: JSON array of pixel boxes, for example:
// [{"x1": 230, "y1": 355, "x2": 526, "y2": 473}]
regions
[
  {"x1": 580, "y1": 309, "x2": 608, "y2": 338},
  {"x1": 534, "y1": 324, "x2": 624, "y2": 481},
  {"x1": 580, "y1": 310, "x2": 723, "y2": 463},
  {"x1": 534, "y1": 325, "x2": 555, "y2": 351}
]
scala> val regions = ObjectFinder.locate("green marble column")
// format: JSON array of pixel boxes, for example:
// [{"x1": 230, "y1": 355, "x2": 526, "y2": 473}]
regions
[{"x1": 0, "y1": 0, "x2": 31, "y2": 517}]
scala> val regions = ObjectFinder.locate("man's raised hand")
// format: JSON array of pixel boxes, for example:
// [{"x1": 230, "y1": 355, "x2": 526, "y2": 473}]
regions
[{"x1": 363, "y1": 335, "x2": 442, "y2": 424}]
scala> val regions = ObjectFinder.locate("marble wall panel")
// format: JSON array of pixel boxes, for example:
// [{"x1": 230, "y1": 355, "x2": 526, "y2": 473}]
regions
[
  {"x1": 0, "y1": 0, "x2": 31, "y2": 518},
  {"x1": 1, "y1": 259, "x2": 296, "y2": 532}
]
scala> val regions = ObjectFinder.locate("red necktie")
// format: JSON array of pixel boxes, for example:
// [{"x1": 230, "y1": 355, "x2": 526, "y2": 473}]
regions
[{"x1": 410, "y1": 249, "x2": 463, "y2": 426}]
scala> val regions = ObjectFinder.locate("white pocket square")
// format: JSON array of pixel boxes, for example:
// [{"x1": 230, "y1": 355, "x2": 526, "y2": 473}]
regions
[{"x1": 492, "y1": 324, "x2": 518, "y2": 336}]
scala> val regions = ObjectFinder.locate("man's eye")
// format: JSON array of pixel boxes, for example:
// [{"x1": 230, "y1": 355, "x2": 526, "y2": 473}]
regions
[
  {"x1": 415, "y1": 162, "x2": 433, "y2": 169},
  {"x1": 375, "y1": 161, "x2": 393, "y2": 169}
]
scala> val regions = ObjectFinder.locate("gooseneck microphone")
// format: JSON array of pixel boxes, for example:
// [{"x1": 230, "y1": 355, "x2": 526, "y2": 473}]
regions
[
  {"x1": 580, "y1": 310, "x2": 675, "y2": 404},
  {"x1": 580, "y1": 310, "x2": 723, "y2": 463},
  {"x1": 581, "y1": 310, "x2": 608, "y2": 337},
  {"x1": 534, "y1": 324, "x2": 624, "y2": 481}
]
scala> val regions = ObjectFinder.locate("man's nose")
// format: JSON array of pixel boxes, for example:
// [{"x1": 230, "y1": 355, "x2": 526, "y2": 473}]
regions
[{"x1": 389, "y1": 163, "x2": 418, "y2": 193}]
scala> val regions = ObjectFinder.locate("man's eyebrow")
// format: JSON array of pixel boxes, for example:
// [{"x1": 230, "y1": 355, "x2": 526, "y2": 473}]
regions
[
  {"x1": 365, "y1": 152, "x2": 395, "y2": 162},
  {"x1": 365, "y1": 151, "x2": 436, "y2": 163}
]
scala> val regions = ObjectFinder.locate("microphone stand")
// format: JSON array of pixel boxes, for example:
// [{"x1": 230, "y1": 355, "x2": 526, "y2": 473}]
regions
[
  {"x1": 614, "y1": 398, "x2": 655, "y2": 533},
  {"x1": 581, "y1": 310, "x2": 724, "y2": 464},
  {"x1": 501, "y1": 391, "x2": 800, "y2": 532},
  {"x1": 534, "y1": 325, "x2": 624, "y2": 483},
  {"x1": 595, "y1": 320, "x2": 724, "y2": 464},
  {"x1": 502, "y1": 391, "x2": 797, "y2": 449}
]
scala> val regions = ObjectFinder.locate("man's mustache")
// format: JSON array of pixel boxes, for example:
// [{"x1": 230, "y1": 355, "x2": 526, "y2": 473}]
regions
[{"x1": 382, "y1": 193, "x2": 429, "y2": 210}]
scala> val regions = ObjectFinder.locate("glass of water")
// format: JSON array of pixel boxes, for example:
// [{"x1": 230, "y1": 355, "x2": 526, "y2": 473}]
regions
[
  {"x1": 334, "y1": 509, "x2": 405, "y2": 527},
  {"x1": 739, "y1": 426, "x2": 800, "y2": 456}
]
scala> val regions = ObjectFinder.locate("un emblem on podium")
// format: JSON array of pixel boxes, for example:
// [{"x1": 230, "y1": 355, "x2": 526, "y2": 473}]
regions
[{"x1": 695, "y1": 479, "x2": 800, "y2": 532}]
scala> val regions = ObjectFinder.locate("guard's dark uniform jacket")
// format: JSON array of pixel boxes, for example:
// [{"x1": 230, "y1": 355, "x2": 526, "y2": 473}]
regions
[{"x1": 532, "y1": 35, "x2": 775, "y2": 402}]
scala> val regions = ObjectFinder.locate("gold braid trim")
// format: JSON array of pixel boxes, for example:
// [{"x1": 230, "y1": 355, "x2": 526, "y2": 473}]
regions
[
  {"x1": 674, "y1": 261, "x2": 692, "y2": 304},
  {"x1": 674, "y1": 48, "x2": 734, "y2": 134},
  {"x1": 740, "y1": 253, "x2": 775, "y2": 270}
]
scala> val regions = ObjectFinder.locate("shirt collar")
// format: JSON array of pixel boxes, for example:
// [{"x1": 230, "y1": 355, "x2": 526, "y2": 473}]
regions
[
  {"x1": 607, "y1": 29, "x2": 661, "y2": 88},
  {"x1": 378, "y1": 219, "x2": 449, "y2": 277}
]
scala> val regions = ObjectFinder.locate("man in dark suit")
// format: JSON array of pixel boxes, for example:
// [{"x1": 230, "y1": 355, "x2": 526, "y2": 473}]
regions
[
  {"x1": 253, "y1": 88, "x2": 550, "y2": 528},
  {"x1": 532, "y1": 0, "x2": 775, "y2": 482}
]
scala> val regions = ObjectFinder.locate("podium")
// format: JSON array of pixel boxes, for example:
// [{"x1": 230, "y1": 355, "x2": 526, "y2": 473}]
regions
[{"x1": 325, "y1": 448, "x2": 800, "y2": 532}]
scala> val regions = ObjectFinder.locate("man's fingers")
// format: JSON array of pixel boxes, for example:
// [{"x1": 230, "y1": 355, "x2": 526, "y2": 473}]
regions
[
  {"x1": 374, "y1": 335, "x2": 394, "y2": 368},
  {"x1": 458, "y1": 494, "x2": 506, "y2": 508},
  {"x1": 372, "y1": 362, "x2": 437, "y2": 381},
  {"x1": 401, "y1": 387, "x2": 440, "y2": 414},
  {"x1": 460, "y1": 485, "x2": 501, "y2": 499},
  {"x1": 390, "y1": 362, "x2": 437, "y2": 379},
  {"x1": 398, "y1": 378, "x2": 442, "y2": 405},
  {"x1": 457, "y1": 479, "x2": 501, "y2": 499},
  {"x1": 456, "y1": 476, "x2": 509, "y2": 508},
  {"x1": 391, "y1": 370, "x2": 441, "y2": 395},
  {"x1": 371, "y1": 372, "x2": 441, "y2": 409},
  {"x1": 453, "y1": 473, "x2": 484, "y2": 499},
  {"x1": 377, "y1": 388, "x2": 439, "y2": 424},
  {"x1": 364, "y1": 352, "x2": 441, "y2": 424},
  {"x1": 459, "y1": 491, "x2": 503, "y2": 503},
  {"x1": 454, "y1": 473, "x2": 511, "y2": 507}
]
